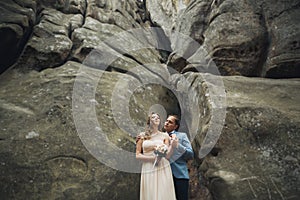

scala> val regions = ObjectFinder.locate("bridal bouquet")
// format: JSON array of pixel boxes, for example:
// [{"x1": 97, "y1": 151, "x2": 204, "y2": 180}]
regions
[{"x1": 153, "y1": 144, "x2": 168, "y2": 167}]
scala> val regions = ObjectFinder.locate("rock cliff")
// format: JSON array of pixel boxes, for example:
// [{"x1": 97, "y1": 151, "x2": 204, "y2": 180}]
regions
[{"x1": 0, "y1": 0, "x2": 299, "y2": 199}]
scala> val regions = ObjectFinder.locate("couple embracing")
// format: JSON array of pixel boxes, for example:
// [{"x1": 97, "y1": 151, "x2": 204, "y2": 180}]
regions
[{"x1": 136, "y1": 113, "x2": 194, "y2": 200}]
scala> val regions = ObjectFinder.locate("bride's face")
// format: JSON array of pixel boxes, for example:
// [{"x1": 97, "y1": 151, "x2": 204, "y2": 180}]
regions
[{"x1": 150, "y1": 113, "x2": 160, "y2": 127}]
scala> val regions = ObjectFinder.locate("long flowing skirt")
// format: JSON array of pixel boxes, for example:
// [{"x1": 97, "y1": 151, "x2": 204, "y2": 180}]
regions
[{"x1": 140, "y1": 157, "x2": 176, "y2": 200}]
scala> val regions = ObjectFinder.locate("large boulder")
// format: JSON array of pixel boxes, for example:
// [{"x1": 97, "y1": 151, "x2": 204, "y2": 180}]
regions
[
  {"x1": 192, "y1": 75, "x2": 300, "y2": 199},
  {"x1": 15, "y1": 8, "x2": 82, "y2": 72},
  {"x1": 0, "y1": 0, "x2": 36, "y2": 73},
  {"x1": 0, "y1": 61, "x2": 180, "y2": 199},
  {"x1": 149, "y1": 0, "x2": 300, "y2": 77}
]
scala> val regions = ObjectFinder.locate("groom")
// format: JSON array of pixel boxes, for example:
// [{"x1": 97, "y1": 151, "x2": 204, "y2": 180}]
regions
[{"x1": 164, "y1": 114, "x2": 194, "y2": 200}]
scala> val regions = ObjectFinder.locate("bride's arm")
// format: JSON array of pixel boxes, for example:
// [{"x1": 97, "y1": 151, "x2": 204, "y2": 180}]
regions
[{"x1": 136, "y1": 138, "x2": 156, "y2": 162}]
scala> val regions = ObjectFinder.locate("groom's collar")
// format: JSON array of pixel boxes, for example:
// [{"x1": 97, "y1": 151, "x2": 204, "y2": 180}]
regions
[{"x1": 168, "y1": 130, "x2": 176, "y2": 136}]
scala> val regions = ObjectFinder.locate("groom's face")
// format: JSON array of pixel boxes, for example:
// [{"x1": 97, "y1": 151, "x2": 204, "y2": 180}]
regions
[{"x1": 164, "y1": 116, "x2": 178, "y2": 133}]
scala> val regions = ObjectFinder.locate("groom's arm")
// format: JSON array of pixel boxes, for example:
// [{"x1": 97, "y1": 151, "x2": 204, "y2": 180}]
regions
[{"x1": 176, "y1": 133, "x2": 194, "y2": 160}]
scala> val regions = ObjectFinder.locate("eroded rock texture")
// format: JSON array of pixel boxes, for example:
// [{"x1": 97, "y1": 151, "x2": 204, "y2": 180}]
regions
[
  {"x1": 195, "y1": 75, "x2": 300, "y2": 199},
  {"x1": 0, "y1": 0, "x2": 299, "y2": 200},
  {"x1": 167, "y1": 0, "x2": 300, "y2": 78}
]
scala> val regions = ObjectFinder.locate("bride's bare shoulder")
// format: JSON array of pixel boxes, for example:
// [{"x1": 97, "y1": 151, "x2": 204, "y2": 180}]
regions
[{"x1": 160, "y1": 131, "x2": 169, "y2": 137}]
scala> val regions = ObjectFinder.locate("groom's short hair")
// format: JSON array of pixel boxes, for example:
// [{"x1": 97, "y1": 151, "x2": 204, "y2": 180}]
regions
[{"x1": 168, "y1": 114, "x2": 180, "y2": 131}]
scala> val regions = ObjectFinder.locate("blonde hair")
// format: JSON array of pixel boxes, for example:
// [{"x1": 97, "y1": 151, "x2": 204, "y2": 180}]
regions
[{"x1": 142, "y1": 112, "x2": 161, "y2": 140}]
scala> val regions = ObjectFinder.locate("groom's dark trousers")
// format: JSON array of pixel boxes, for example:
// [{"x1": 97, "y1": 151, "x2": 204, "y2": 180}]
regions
[{"x1": 173, "y1": 176, "x2": 189, "y2": 200}]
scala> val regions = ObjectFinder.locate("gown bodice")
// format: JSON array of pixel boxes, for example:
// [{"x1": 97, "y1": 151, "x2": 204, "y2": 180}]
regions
[{"x1": 142, "y1": 132, "x2": 168, "y2": 155}]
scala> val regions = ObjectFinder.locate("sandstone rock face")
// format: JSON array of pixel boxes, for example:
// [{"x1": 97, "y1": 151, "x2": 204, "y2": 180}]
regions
[
  {"x1": 0, "y1": 62, "x2": 139, "y2": 199},
  {"x1": 194, "y1": 75, "x2": 300, "y2": 199},
  {"x1": 0, "y1": 61, "x2": 179, "y2": 199},
  {"x1": 0, "y1": 0, "x2": 299, "y2": 200},
  {"x1": 162, "y1": 0, "x2": 300, "y2": 77},
  {"x1": 16, "y1": 8, "x2": 81, "y2": 72},
  {"x1": 0, "y1": 0, "x2": 36, "y2": 73}
]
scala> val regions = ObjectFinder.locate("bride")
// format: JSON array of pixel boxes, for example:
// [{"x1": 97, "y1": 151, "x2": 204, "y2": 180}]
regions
[{"x1": 136, "y1": 112, "x2": 177, "y2": 200}]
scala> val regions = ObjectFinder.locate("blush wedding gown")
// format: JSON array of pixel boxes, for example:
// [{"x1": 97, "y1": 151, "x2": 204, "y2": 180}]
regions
[{"x1": 139, "y1": 132, "x2": 176, "y2": 200}]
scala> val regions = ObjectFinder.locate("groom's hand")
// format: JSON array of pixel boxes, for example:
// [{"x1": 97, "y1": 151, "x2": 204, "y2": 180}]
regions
[
  {"x1": 170, "y1": 134, "x2": 178, "y2": 148},
  {"x1": 136, "y1": 135, "x2": 141, "y2": 143}
]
